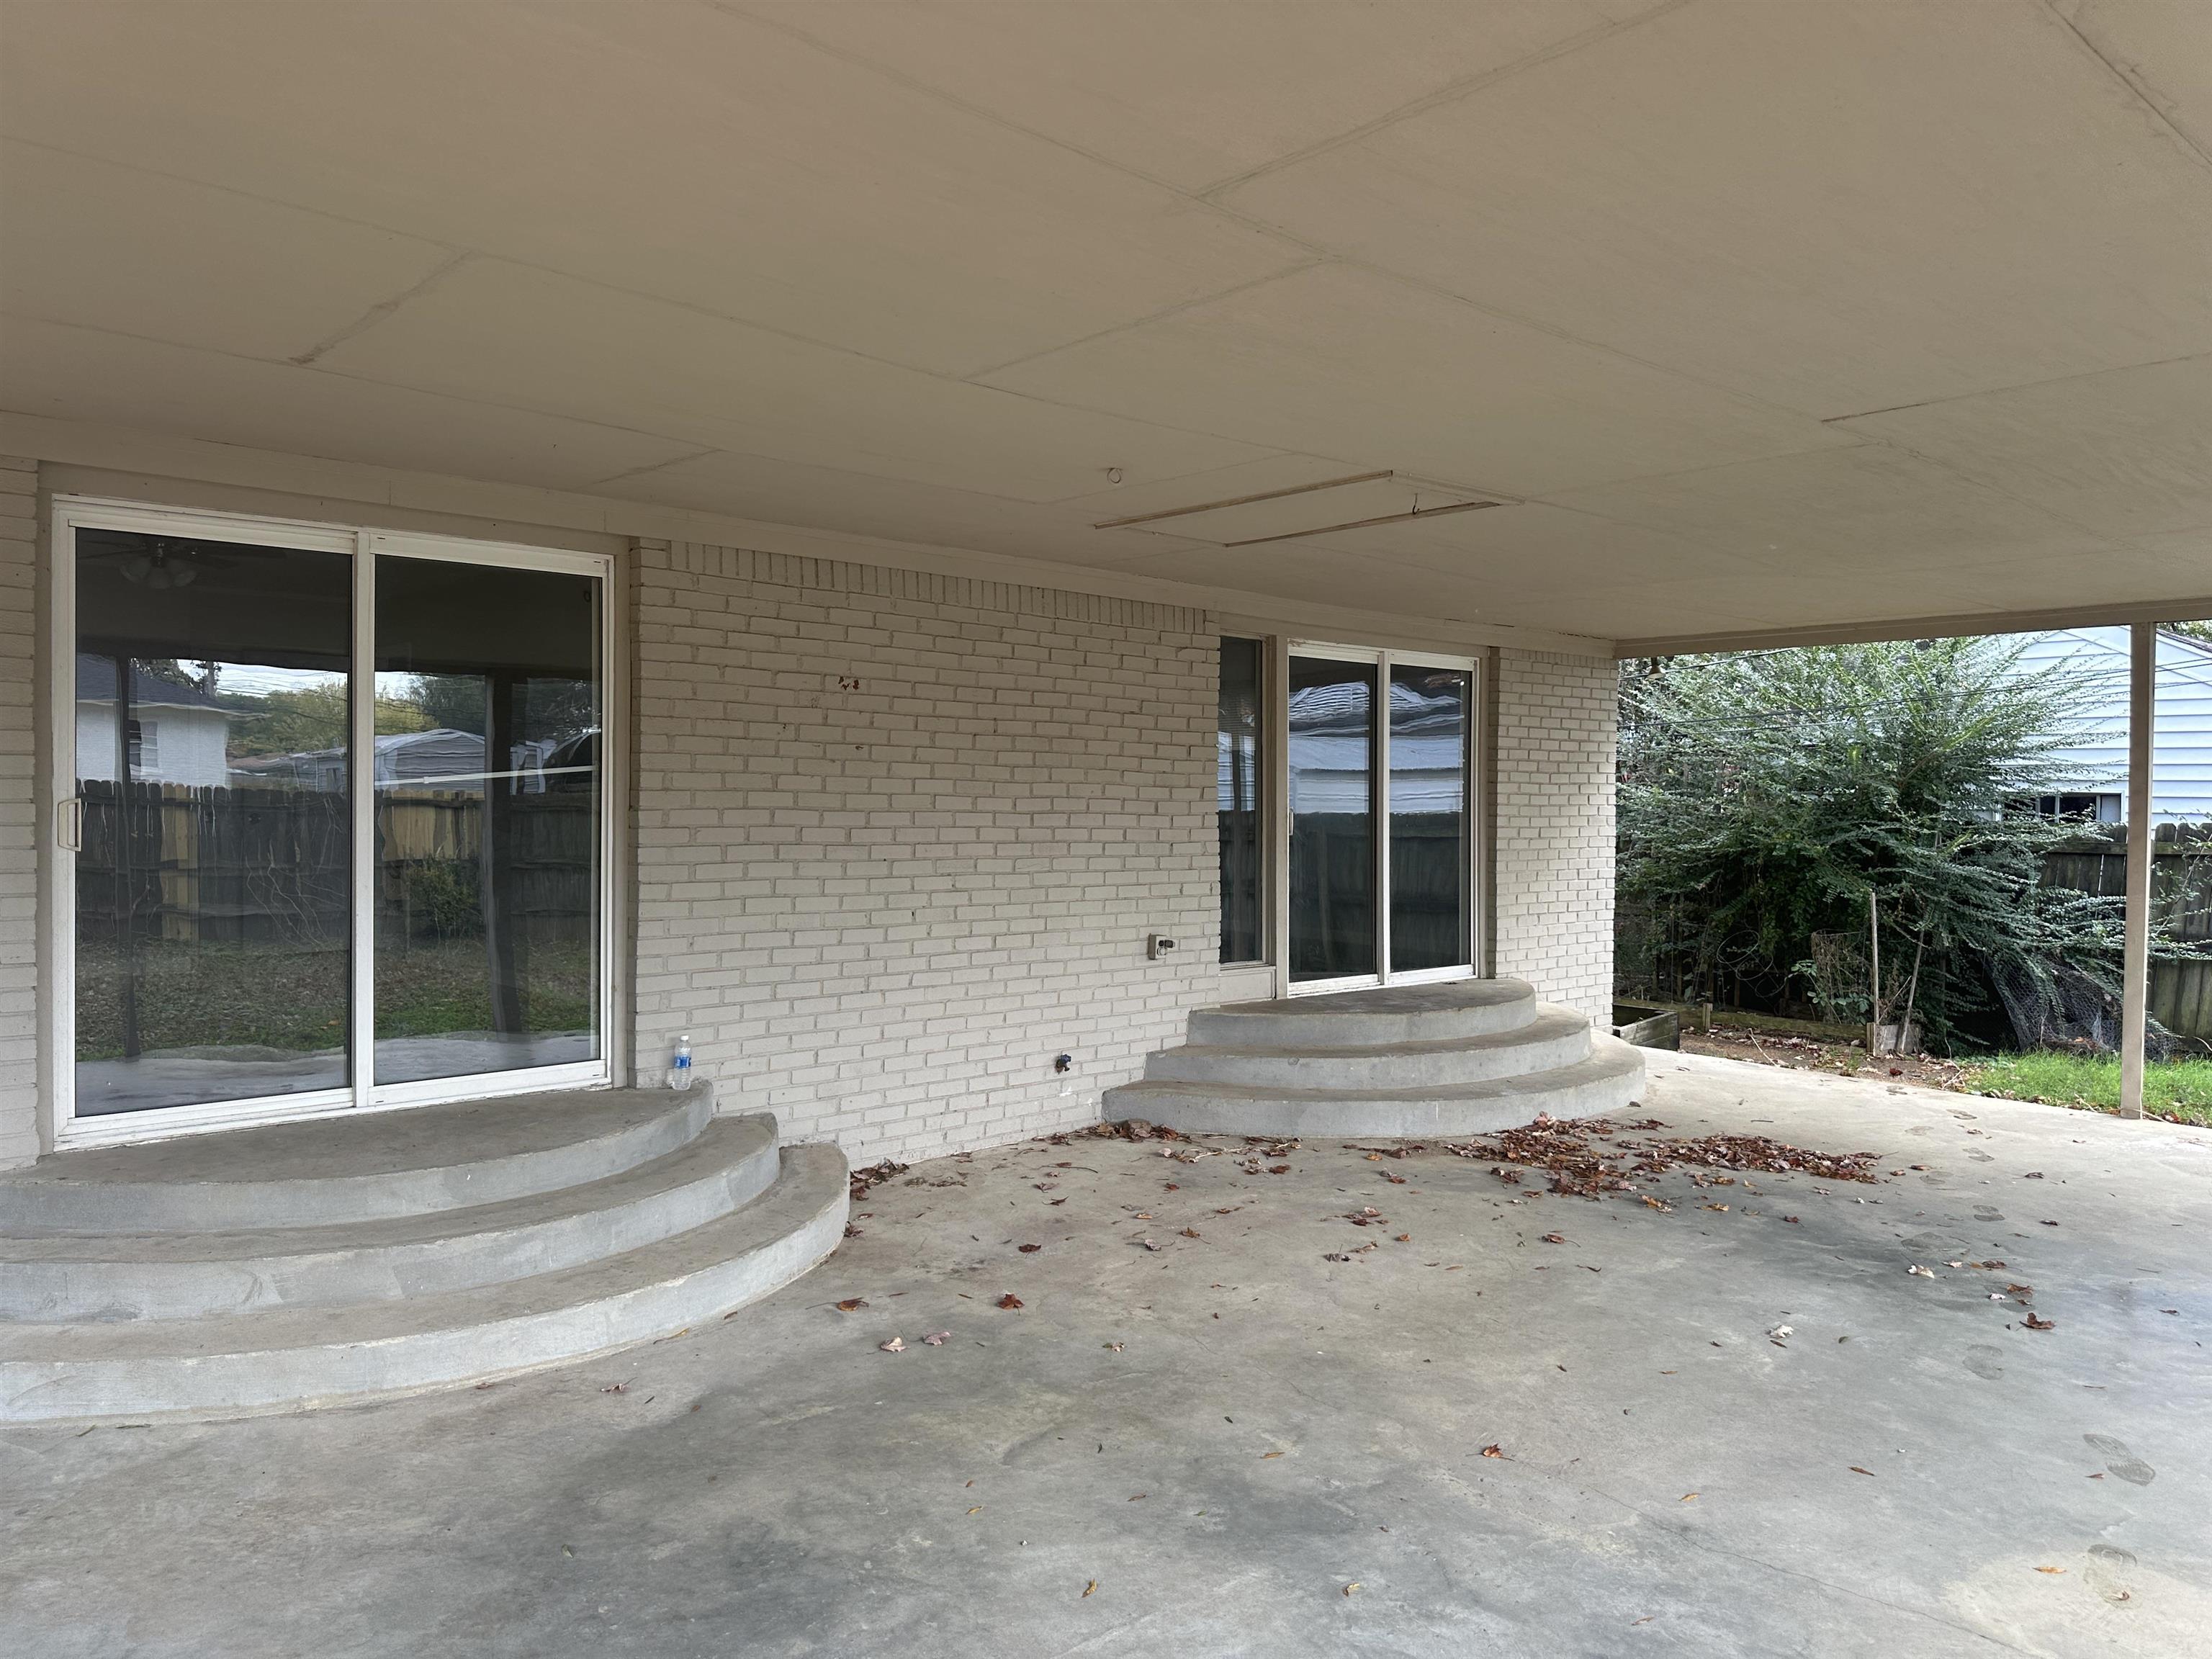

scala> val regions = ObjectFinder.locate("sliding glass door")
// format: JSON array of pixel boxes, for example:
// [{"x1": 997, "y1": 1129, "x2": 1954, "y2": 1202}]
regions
[
  {"x1": 56, "y1": 502, "x2": 611, "y2": 1142},
  {"x1": 1287, "y1": 645, "x2": 1475, "y2": 993}
]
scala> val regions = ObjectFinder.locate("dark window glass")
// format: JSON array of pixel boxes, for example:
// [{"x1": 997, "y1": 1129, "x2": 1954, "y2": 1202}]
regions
[
  {"x1": 73, "y1": 531, "x2": 351, "y2": 1115},
  {"x1": 1388, "y1": 665, "x2": 1472, "y2": 972},
  {"x1": 1287, "y1": 655, "x2": 1377, "y2": 982},
  {"x1": 373, "y1": 557, "x2": 601, "y2": 1084},
  {"x1": 1218, "y1": 638, "x2": 1264, "y2": 963}
]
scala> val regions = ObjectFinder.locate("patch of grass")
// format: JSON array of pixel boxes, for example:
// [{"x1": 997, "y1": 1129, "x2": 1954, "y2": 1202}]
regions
[{"x1": 1959, "y1": 1051, "x2": 2212, "y2": 1127}]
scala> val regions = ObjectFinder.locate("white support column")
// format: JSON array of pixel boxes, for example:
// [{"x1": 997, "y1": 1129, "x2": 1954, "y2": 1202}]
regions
[{"x1": 2121, "y1": 622, "x2": 2154, "y2": 1120}]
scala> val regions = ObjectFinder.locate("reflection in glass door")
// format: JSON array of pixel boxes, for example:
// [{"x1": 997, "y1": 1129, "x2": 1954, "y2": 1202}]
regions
[
  {"x1": 73, "y1": 531, "x2": 354, "y2": 1116},
  {"x1": 1389, "y1": 665, "x2": 1472, "y2": 974},
  {"x1": 1287, "y1": 647, "x2": 1475, "y2": 992},
  {"x1": 1287, "y1": 655, "x2": 1378, "y2": 984},
  {"x1": 373, "y1": 558, "x2": 602, "y2": 1086},
  {"x1": 59, "y1": 504, "x2": 611, "y2": 1139}
]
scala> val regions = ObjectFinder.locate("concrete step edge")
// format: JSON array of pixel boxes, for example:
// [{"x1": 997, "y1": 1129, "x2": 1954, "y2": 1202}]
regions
[
  {"x1": 0, "y1": 1143, "x2": 850, "y2": 1424},
  {"x1": 1115, "y1": 1040, "x2": 1644, "y2": 1105},
  {"x1": 0, "y1": 1086, "x2": 721, "y2": 1234},
  {"x1": 1155, "y1": 1005, "x2": 1595, "y2": 1062},
  {"x1": 0, "y1": 1114, "x2": 782, "y2": 1322},
  {"x1": 1102, "y1": 1040, "x2": 1647, "y2": 1138}
]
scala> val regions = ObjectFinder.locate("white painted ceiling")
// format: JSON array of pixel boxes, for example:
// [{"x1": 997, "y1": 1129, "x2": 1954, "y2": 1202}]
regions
[{"x1": 2, "y1": 0, "x2": 2208, "y2": 649}]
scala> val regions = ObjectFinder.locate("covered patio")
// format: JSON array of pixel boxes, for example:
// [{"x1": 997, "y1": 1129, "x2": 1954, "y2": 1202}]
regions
[
  {"x1": 4, "y1": 1056, "x2": 2205, "y2": 1656},
  {"x1": 3, "y1": 2, "x2": 2212, "y2": 1651}
]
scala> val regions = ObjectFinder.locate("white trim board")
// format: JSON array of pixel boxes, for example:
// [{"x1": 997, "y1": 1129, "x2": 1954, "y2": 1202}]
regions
[
  {"x1": 3, "y1": 413, "x2": 1617, "y2": 662},
  {"x1": 1622, "y1": 595, "x2": 2212, "y2": 659}
]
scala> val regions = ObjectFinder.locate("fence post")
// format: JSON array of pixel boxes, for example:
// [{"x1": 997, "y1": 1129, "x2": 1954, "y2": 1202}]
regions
[{"x1": 2121, "y1": 624, "x2": 2154, "y2": 1120}]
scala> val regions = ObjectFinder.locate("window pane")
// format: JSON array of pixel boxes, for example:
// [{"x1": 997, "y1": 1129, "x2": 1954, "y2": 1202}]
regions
[
  {"x1": 373, "y1": 557, "x2": 601, "y2": 1084},
  {"x1": 1287, "y1": 656, "x2": 1377, "y2": 982},
  {"x1": 1389, "y1": 665, "x2": 1472, "y2": 973},
  {"x1": 74, "y1": 531, "x2": 351, "y2": 1115},
  {"x1": 1218, "y1": 637, "x2": 1264, "y2": 963}
]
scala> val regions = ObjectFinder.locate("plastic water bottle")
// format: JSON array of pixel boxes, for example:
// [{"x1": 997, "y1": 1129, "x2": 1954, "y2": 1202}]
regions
[{"x1": 666, "y1": 1033, "x2": 693, "y2": 1092}]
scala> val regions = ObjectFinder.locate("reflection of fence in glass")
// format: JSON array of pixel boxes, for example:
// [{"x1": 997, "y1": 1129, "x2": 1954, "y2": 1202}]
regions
[
  {"x1": 376, "y1": 788, "x2": 595, "y2": 948},
  {"x1": 73, "y1": 778, "x2": 348, "y2": 1063}
]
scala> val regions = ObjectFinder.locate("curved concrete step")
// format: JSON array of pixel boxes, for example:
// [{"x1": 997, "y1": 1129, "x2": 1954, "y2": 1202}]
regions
[
  {"x1": 0, "y1": 1114, "x2": 781, "y2": 1322},
  {"x1": 0, "y1": 1086, "x2": 716, "y2": 1233},
  {"x1": 1188, "y1": 977, "x2": 1537, "y2": 1049},
  {"x1": 0, "y1": 1143, "x2": 849, "y2": 1424},
  {"x1": 1146, "y1": 1004, "x2": 1593, "y2": 1090},
  {"x1": 1103, "y1": 1036, "x2": 1646, "y2": 1138}
]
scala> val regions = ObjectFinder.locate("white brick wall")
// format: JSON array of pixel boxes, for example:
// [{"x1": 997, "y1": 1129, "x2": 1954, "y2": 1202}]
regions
[
  {"x1": 632, "y1": 540, "x2": 1221, "y2": 1165},
  {"x1": 0, "y1": 459, "x2": 38, "y2": 1168},
  {"x1": 1493, "y1": 649, "x2": 1619, "y2": 1024}
]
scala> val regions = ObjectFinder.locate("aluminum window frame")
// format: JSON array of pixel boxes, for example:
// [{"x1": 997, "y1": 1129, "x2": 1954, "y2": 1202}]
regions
[
  {"x1": 48, "y1": 496, "x2": 618, "y2": 1148},
  {"x1": 1282, "y1": 640, "x2": 1481, "y2": 999}
]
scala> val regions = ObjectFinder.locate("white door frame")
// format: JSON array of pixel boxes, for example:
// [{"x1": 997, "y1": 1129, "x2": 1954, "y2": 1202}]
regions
[
  {"x1": 48, "y1": 496, "x2": 618, "y2": 1148},
  {"x1": 1282, "y1": 640, "x2": 1480, "y2": 999}
]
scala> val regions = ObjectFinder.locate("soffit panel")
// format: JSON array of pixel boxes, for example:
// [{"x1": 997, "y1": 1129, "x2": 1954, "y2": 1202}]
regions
[
  {"x1": 1093, "y1": 540, "x2": 1516, "y2": 624},
  {"x1": 740, "y1": 0, "x2": 1646, "y2": 193},
  {"x1": 311, "y1": 260, "x2": 1281, "y2": 501},
  {"x1": 0, "y1": 0, "x2": 1305, "y2": 378},
  {"x1": 1290, "y1": 500, "x2": 1780, "y2": 594},
  {"x1": 2056, "y1": 0, "x2": 2212, "y2": 157},
  {"x1": 1545, "y1": 446, "x2": 2121, "y2": 577},
  {"x1": 590, "y1": 444, "x2": 1220, "y2": 569},
  {"x1": 1, "y1": 319, "x2": 704, "y2": 493},
  {"x1": 0, "y1": 142, "x2": 456, "y2": 363},
  {"x1": 1835, "y1": 354, "x2": 2212, "y2": 540},
  {"x1": 980, "y1": 264, "x2": 1853, "y2": 500},
  {"x1": 1221, "y1": 0, "x2": 2212, "y2": 417}
]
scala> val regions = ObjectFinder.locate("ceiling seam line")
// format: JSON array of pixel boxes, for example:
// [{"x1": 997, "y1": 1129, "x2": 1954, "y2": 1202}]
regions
[
  {"x1": 2039, "y1": 0, "x2": 2212, "y2": 175},
  {"x1": 1822, "y1": 348, "x2": 2212, "y2": 423},
  {"x1": 287, "y1": 252, "x2": 473, "y2": 367},
  {"x1": 958, "y1": 259, "x2": 1334, "y2": 383},
  {"x1": 1192, "y1": 0, "x2": 1696, "y2": 200}
]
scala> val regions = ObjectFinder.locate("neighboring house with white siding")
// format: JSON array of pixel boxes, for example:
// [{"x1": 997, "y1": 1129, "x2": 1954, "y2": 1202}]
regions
[
  {"x1": 73, "y1": 656, "x2": 231, "y2": 789},
  {"x1": 2005, "y1": 628, "x2": 2212, "y2": 825}
]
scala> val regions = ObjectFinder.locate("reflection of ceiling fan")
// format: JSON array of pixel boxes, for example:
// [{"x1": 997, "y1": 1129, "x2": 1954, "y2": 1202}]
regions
[{"x1": 82, "y1": 538, "x2": 237, "y2": 590}]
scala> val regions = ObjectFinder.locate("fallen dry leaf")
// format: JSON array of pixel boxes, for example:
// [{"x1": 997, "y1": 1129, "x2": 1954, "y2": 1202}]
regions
[
  {"x1": 2023, "y1": 1313, "x2": 2055, "y2": 1331},
  {"x1": 878, "y1": 1337, "x2": 905, "y2": 1353},
  {"x1": 1540, "y1": 1232, "x2": 1567, "y2": 1244},
  {"x1": 1018, "y1": 1244, "x2": 1042, "y2": 1254},
  {"x1": 1262, "y1": 1450, "x2": 1285, "y2": 1460},
  {"x1": 599, "y1": 1382, "x2": 628, "y2": 1394},
  {"x1": 1849, "y1": 1467, "x2": 1874, "y2": 1477},
  {"x1": 1907, "y1": 1264, "x2": 1936, "y2": 1279},
  {"x1": 1679, "y1": 1492, "x2": 1699, "y2": 1503},
  {"x1": 967, "y1": 1506, "x2": 982, "y2": 1514},
  {"x1": 1343, "y1": 1582, "x2": 1361, "y2": 1596},
  {"x1": 922, "y1": 1331, "x2": 950, "y2": 1346},
  {"x1": 997, "y1": 1293, "x2": 1024, "y2": 1310},
  {"x1": 835, "y1": 1298, "x2": 868, "y2": 1313},
  {"x1": 1480, "y1": 1443, "x2": 1504, "y2": 1459},
  {"x1": 1180, "y1": 1227, "x2": 1202, "y2": 1239},
  {"x1": 1082, "y1": 1579, "x2": 1097, "y2": 1598},
  {"x1": 1103, "y1": 1341, "x2": 1124, "y2": 1352},
  {"x1": 2035, "y1": 1566, "x2": 2066, "y2": 1575}
]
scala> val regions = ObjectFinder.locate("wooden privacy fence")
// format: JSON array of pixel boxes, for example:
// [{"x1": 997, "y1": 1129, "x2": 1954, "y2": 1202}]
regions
[
  {"x1": 2044, "y1": 822, "x2": 2212, "y2": 1046},
  {"x1": 78, "y1": 780, "x2": 595, "y2": 948}
]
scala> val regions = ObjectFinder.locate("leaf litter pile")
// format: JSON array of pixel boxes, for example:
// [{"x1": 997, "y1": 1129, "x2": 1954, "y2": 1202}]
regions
[{"x1": 1442, "y1": 1112, "x2": 1884, "y2": 1204}]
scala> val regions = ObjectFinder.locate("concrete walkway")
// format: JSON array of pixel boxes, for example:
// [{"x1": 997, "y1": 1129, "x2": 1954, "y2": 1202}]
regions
[{"x1": 5, "y1": 1054, "x2": 2208, "y2": 1657}]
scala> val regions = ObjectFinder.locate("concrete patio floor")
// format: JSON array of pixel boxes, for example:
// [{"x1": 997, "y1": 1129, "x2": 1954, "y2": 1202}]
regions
[{"x1": 5, "y1": 1053, "x2": 2209, "y2": 1658}]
